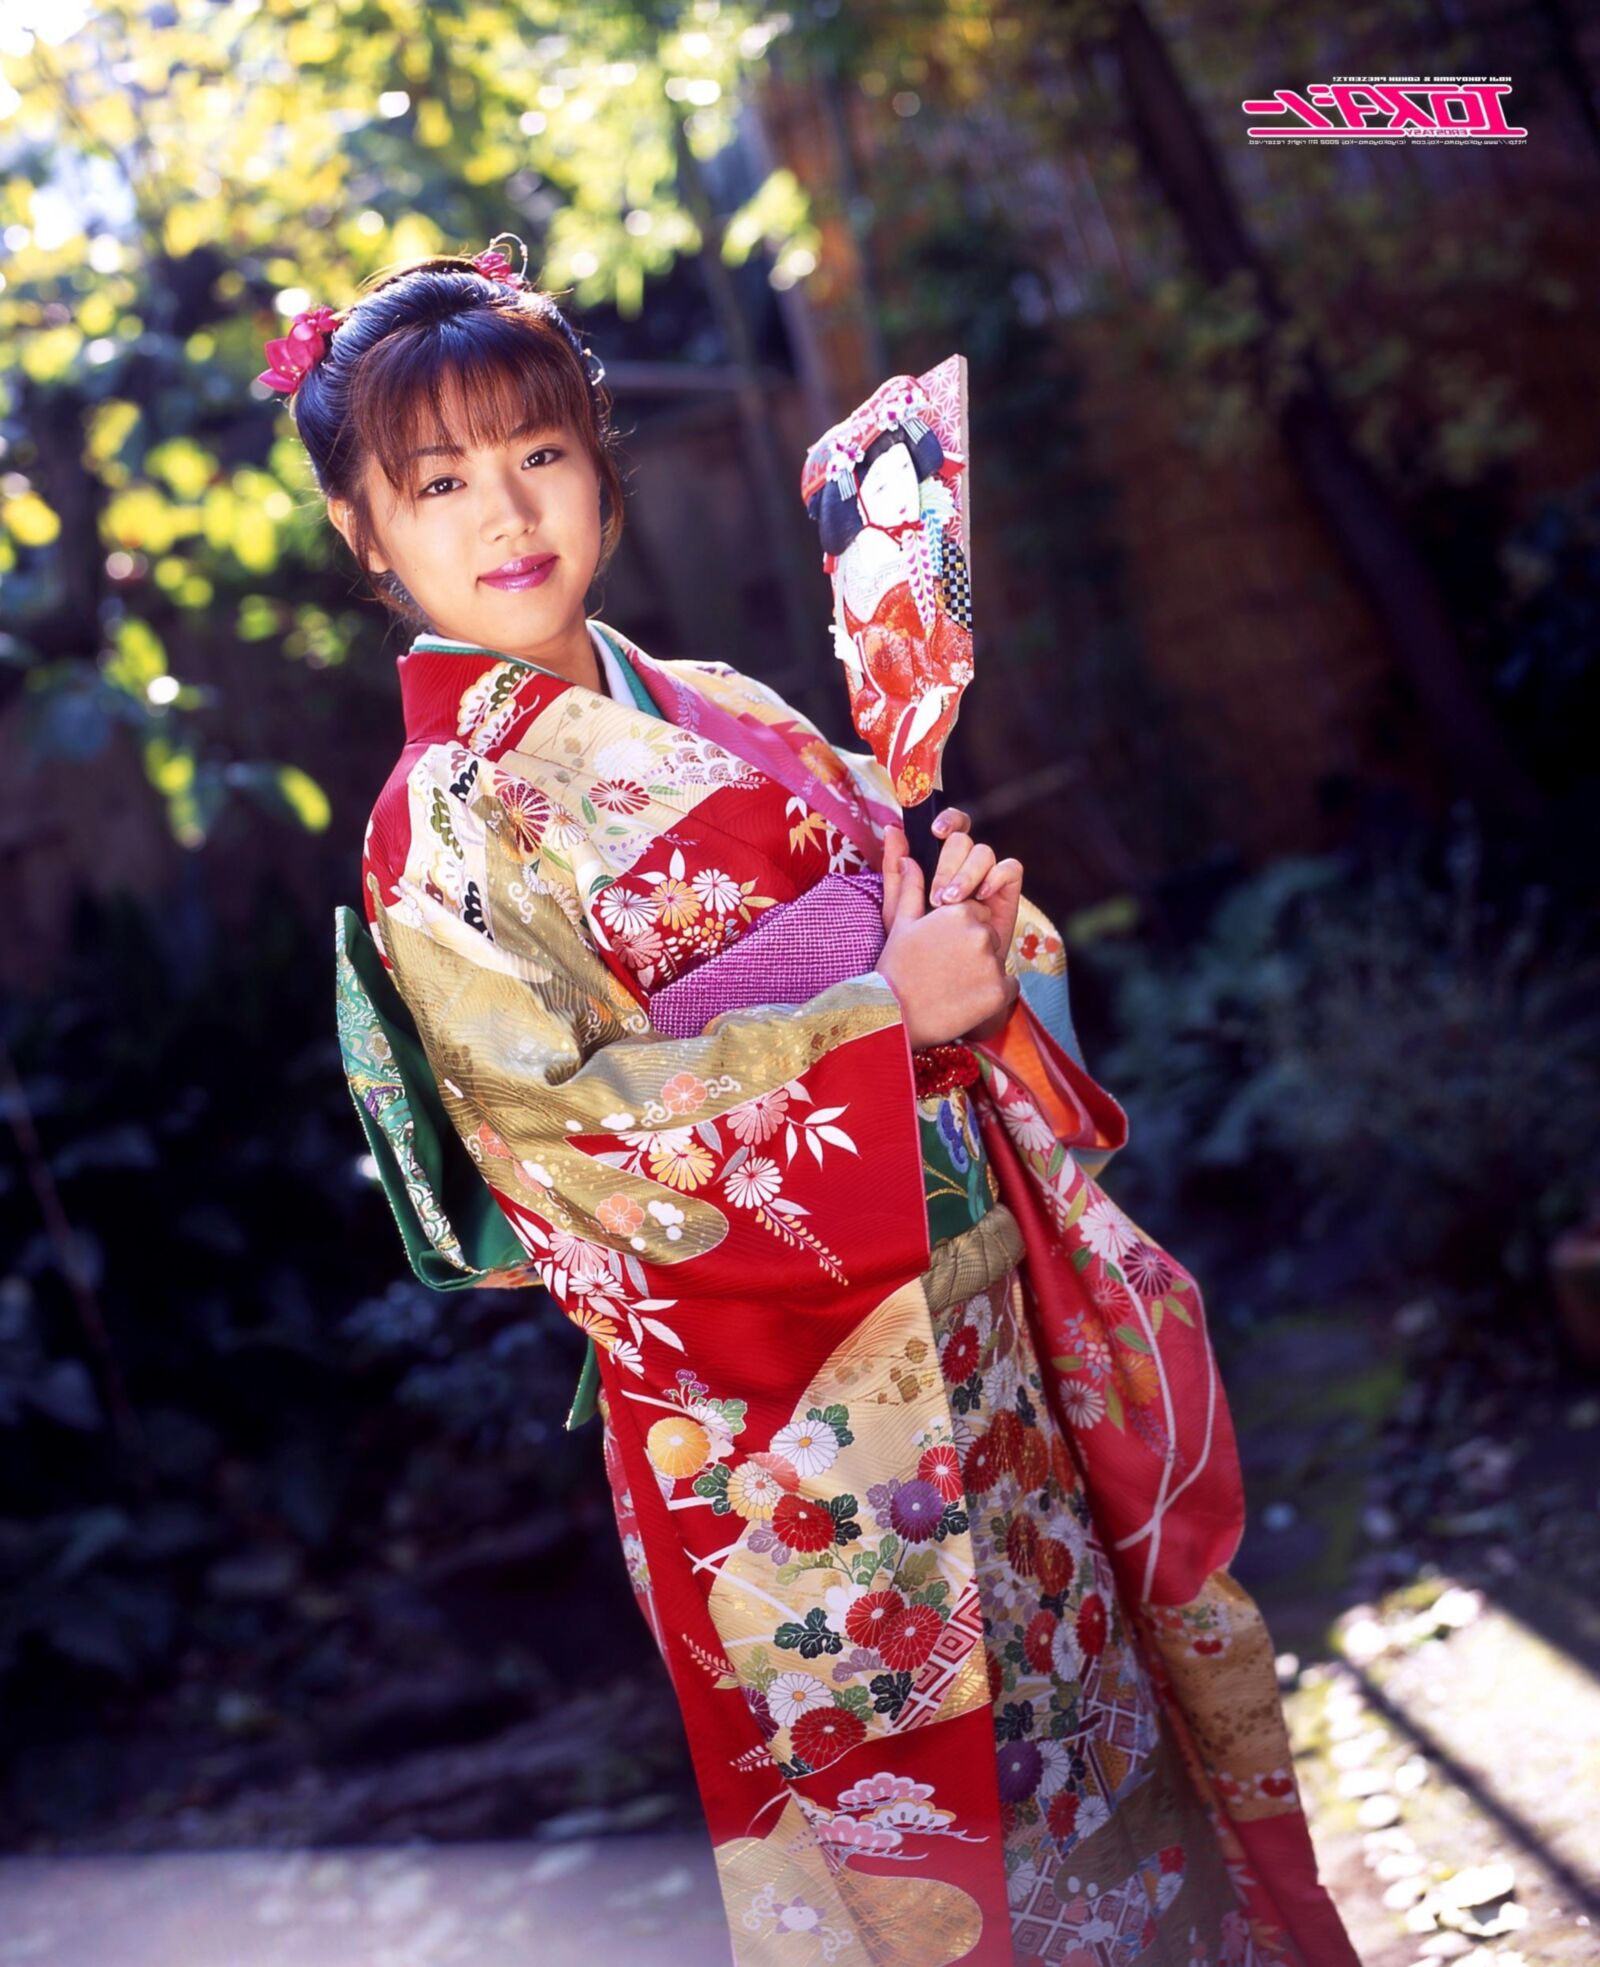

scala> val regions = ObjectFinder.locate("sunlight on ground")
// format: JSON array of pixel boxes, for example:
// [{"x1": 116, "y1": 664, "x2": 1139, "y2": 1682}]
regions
[
  {"x1": 0, "y1": 1832, "x2": 728, "y2": 1966},
  {"x1": 1282, "y1": 1575, "x2": 1600, "y2": 1966}
]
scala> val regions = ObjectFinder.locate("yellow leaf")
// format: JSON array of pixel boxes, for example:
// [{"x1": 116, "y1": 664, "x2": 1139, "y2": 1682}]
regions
[{"x1": 3, "y1": 490, "x2": 61, "y2": 546}]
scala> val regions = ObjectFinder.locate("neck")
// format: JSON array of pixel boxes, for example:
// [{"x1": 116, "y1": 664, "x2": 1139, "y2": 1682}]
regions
[{"x1": 420, "y1": 613, "x2": 603, "y2": 691}]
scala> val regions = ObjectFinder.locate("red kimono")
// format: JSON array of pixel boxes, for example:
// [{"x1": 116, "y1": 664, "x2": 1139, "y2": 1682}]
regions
[{"x1": 336, "y1": 617, "x2": 1358, "y2": 1966}]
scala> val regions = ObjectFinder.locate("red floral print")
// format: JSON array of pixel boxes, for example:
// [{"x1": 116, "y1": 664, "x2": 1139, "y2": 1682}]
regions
[
  {"x1": 792, "y1": 1705, "x2": 867, "y2": 1765},
  {"x1": 771, "y1": 1494, "x2": 835, "y2": 1553},
  {"x1": 1005, "y1": 1515, "x2": 1040, "y2": 1579},
  {"x1": 1035, "y1": 1537, "x2": 1074, "y2": 1595},
  {"x1": 940, "y1": 1323, "x2": 979, "y2": 1384},
  {"x1": 1024, "y1": 1611, "x2": 1057, "y2": 1674},
  {"x1": 917, "y1": 1442, "x2": 964, "y2": 1501},
  {"x1": 845, "y1": 1588, "x2": 906, "y2": 1650},
  {"x1": 876, "y1": 1601, "x2": 943, "y2": 1671}
]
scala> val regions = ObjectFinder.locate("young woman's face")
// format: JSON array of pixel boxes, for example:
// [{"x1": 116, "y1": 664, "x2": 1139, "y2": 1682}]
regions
[{"x1": 331, "y1": 389, "x2": 602, "y2": 664}]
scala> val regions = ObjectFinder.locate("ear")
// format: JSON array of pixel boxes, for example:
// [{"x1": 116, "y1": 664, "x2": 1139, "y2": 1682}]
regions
[{"x1": 326, "y1": 495, "x2": 388, "y2": 574}]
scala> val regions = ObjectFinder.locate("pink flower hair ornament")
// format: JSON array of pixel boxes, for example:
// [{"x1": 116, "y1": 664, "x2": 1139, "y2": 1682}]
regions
[{"x1": 257, "y1": 303, "x2": 339, "y2": 396}]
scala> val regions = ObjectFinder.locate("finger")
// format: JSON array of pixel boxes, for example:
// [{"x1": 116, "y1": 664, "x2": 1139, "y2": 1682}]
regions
[
  {"x1": 935, "y1": 843, "x2": 995, "y2": 907},
  {"x1": 929, "y1": 831, "x2": 974, "y2": 903},
  {"x1": 893, "y1": 853, "x2": 925, "y2": 924},
  {"x1": 930, "y1": 807, "x2": 971, "y2": 839},
  {"x1": 974, "y1": 858, "x2": 1022, "y2": 903},
  {"x1": 881, "y1": 825, "x2": 905, "y2": 924}
]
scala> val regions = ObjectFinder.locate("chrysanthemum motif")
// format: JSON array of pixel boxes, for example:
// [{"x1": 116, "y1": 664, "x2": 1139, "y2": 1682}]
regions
[
  {"x1": 917, "y1": 1443, "x2": 964, "y2": 1501},
  {"x1": 875, "y1": 1601, "x2": 943, "y2": 1671},
  {"x1": 726, "y1": 1087, "x2": 791, "y2": 1144},
  {"x1": 1009, "y1": 1108, "x2": 1056, "y2": 1153},
  {"x1": 726, "y1": 1460, "x2": 788, "y2": 1521},
  {"x1": 646, "y1": 1130, "x2": 714, "y2": 1191},
  {"x1": 498, "y1": 780, "x2": 555, "y2": 854},
  {"x1": 844, "y1": 1589, "x2": 904, "y2": 1650},
  {"x1": 772, "y1": 1494, "x2": 835, "y2": 1553},
  {"x1": 652, "y1": 875, "x2": 701, "y2": 929},
  {"x1": 596, "y1": 882, "x2": 658, "y2": 937},
  {"x1": 1122, "y1": 1238, "x2": 1175, "y2": 1298},
  {"x1": 1059, "y1": 1379, "x2": 1107, "y2": 1428},
  {"x1": 592, "y1": 778, "x2": 648, "y2": 815},
  {"x1": 791, "y1": 1705, "x2": 866, "y2": 1766},
  {"x1": 645, "y1": 1414, "x2": 710, "y2": 1479},
  {"x1": 769, "y1": 1416, "x2": 839, "y2": 1476},
  {"x1": 725, "y1": 1156, "x2": 783, "y2": 1210},
  {"x1": 691, "y1": 866, "x2": 743, "y2": 914},
  {"x1": 887, "y1": 1478, "x2": 942, "y2": 1543},
  {"x1": 1080, "y1": 1195, "x2": 1138, "y2": 1263},
  {"x1": 1050, "y1": 1616, "x2": 1085, "y2": 1684},
  {"x1": 615, "y1": 924, "x2": 665, "y2": 972},
  {"x1": 996, "y1": 1739, "x2": 1043, "y2": 1803},
  {"x1": 767, "y1": 1670, "x2": 835, "y2": 1729}
]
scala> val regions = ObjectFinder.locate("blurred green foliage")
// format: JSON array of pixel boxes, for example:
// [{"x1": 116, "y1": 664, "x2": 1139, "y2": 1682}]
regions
[{"x1": 0, "y1": 0, "x2": 813, "y2": 845}]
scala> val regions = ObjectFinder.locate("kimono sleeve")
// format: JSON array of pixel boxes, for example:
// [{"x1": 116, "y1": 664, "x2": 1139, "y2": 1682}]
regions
[
  {"x1": 976, "y1": 891, "x2": 1129, "y2": 1182},
  {"x1": 365, "y1": 842, "x2": 933, "y2": 1384}
]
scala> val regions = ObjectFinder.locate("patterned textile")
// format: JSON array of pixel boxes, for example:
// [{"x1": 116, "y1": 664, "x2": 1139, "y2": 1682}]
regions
[
  {"x1": 334, "y1": 618, "x2": 1359, "y2": 1966},
  {"x1": 647, "y1": 871, "x2": 890, "y2": 1039}
]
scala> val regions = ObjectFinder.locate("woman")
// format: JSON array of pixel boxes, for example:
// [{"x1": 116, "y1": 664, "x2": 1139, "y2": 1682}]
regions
[{"x1": 290, "y1": 240, "x2": 1358, "y2": 1965}]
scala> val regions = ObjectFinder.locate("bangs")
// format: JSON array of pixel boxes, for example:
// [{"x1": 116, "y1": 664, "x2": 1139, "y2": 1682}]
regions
[{"x1": 350, "y1": 304, "x2": 595, "y2": 494}]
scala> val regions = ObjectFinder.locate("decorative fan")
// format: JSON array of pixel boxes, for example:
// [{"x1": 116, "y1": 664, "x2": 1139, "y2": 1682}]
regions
[{"x1": 800, "y1": 355, "x2": 972, "y2": 808}]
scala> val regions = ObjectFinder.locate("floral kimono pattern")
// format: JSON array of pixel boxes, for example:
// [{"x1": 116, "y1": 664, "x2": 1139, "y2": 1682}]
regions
[{"x1": 336, "y1": 618, "x2": 1358, "y2": 1967}]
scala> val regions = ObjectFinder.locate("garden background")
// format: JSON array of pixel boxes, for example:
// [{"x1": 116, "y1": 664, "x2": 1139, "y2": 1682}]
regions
[{"x1": 2, "y1": 1, "x2": 1598, "y2": 1959}]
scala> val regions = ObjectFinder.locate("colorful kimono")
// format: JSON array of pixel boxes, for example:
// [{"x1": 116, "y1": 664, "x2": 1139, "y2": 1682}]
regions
[{"x1": 334, "y1": 619, "x2": 1358, "y2": 1967}]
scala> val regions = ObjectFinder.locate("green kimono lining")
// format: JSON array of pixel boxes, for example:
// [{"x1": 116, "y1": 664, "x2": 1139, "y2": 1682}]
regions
[{"x1": 333, "y1": 627, "x2": 664, "y2": 1431}]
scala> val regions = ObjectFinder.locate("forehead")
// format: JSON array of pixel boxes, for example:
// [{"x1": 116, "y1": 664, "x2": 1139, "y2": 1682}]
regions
[{"x1": 357, "y1": 334, "x2": 587, "y2": 489}]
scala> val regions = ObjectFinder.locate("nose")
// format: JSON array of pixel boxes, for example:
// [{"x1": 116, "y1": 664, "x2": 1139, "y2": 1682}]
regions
[{"x1": 480, "y1": 457, "x2": 542, "y2": 546}]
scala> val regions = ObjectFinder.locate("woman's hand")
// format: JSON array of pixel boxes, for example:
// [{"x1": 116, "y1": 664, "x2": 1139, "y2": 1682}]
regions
[{"x1": 877, "y1": 810, "x2": 1021, "y2": 1049}]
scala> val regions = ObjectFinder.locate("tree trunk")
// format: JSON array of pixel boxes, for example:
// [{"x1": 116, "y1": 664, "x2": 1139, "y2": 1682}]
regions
[{"x1": 671, "y1": 108, "x2": 826, "y2": 687}]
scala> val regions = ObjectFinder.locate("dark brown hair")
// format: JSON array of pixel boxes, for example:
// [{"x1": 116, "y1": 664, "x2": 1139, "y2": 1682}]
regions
[{"x1": 285, "y1": 255, "x2": 626, "y2": 621}]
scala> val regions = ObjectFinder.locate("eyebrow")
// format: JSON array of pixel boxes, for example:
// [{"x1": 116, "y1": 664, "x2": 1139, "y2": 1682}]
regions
[{"x1": 403, "y1": 419, "x2": 559, "y2": 466}]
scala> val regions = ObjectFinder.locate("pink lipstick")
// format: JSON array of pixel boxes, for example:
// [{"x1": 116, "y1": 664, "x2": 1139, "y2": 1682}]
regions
[{"x1": 480, "y1": 553, "x2": 557, "y2": 590}]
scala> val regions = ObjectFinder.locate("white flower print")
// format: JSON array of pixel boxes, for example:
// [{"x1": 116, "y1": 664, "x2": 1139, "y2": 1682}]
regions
[
  {"x1": 767, "y1": 1671, "x2": 835, "y2": 1729},
  {"x1": 727, "y1": 1461, "x2": 788, "y2": 1521},
  {"x1": 726, "y1": 1086, "x2": 791, "y2": 1145},
  {"x1": 770, "y1": 1417, "x2": 840, "y2": 1477},
  {"x1": 1006, "y1": 1859, "x2": 1042, "y2": 1910},
  {"x1": 725, "y1": 1156, "x2": 783, "y2": 1210},
  {"x1": 1060, "y1": 1380, "x2": 1107, "y2": 1428},
  {"x1": 1036, "y1": 1738, "x2": 1071, "y2": 1799},
  {"x1": 823, "y1": 1581, "x2": 867, "y2": 1626},
  {"x1": 1009, "y1": 1108, "x2": 1057, "y2": 1153},
  {"x1": 596, "y1": 883, "x2": 659, "y2": 937},
  {"x1": 983, "y1": 1353, "x2": 1022, "y2": 1410},
  {"x1": 686, "y1": 1399, "x2": 736, "y2": 1462},
  {"x1": 1080, "y1": 1194, "x2": 1139, "y2": 1264},
  {"x1": 593, "y1": 737, "x2": 656, "y2": 781},
  {"x1": 1051, "y1": 1618, "x2": 1085, "y2": 1684},
  {"x1": 692, "y1": 866, "x2": 743, "y2": 914},
  {"x1": 1045, "y1": 1505, "x2": 1091, "y2": 1564},
  {"x1": 1073, "y1": 1792, "x2": 1110, "y2": 1845}
]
